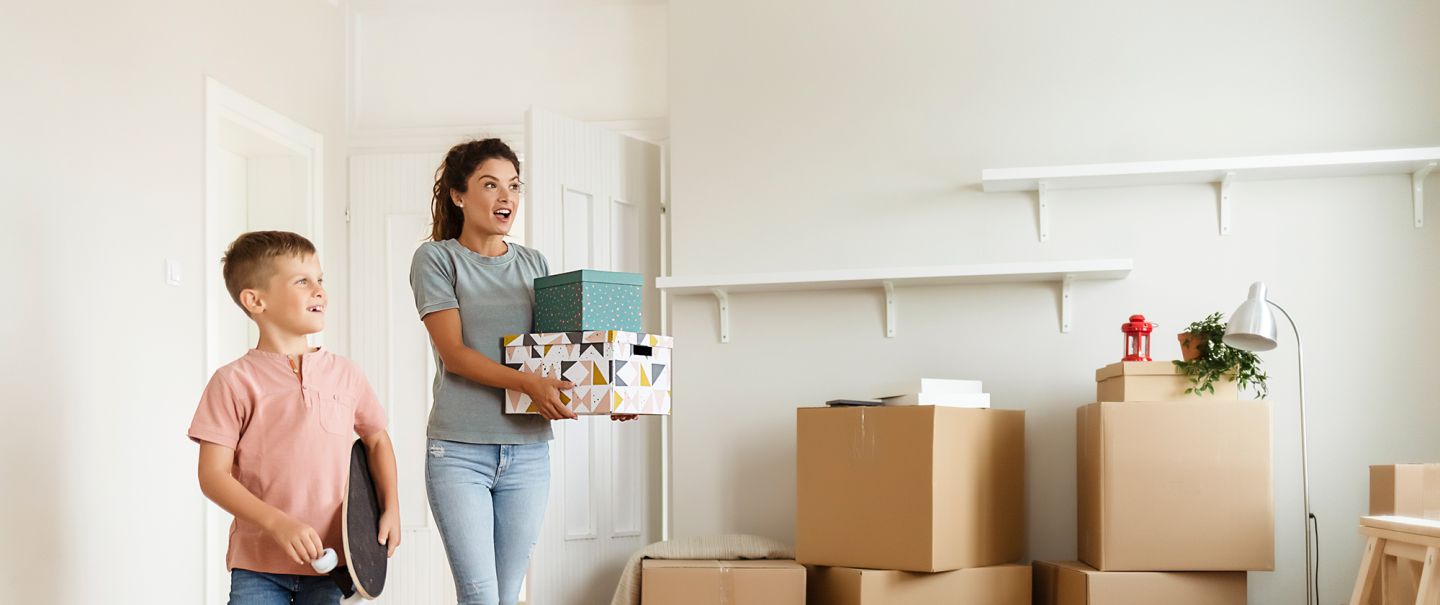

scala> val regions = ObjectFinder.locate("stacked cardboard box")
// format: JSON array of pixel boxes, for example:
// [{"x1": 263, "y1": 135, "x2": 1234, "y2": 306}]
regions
[
  {"x1": 795, "y1": 405, "x2": 1030, "y2": 604},
  {"x1": 809, "y1": 564, "x2": 1030, "y2": 605},
  {"x1": 1035, "y1": 361, "x2": 1273, "y2": 604},
  {"x1": 1371, "y1": 464, "x2": 1440, "y2": 518},
  {"x1": 1033, "y1": 561, "x2": 1246, "y2": 605},
  {"x1": 642, "y1": 560, "x2": 806, "y2": 605}
]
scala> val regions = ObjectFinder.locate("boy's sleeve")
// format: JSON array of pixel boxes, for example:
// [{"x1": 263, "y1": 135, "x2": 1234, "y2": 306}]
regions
[
  {"x1": 410, "y1": 243, "x2": 459, "y2": 319},
  {"x1": 353, "y1": 373, "x2": 389, "y2": 437},
  {"x1": 188, "y1": 370, "x2": 248, "y2": 449}
]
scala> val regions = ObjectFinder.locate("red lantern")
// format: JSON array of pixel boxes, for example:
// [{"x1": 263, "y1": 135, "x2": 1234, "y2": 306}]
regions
[{"x1": 1121, "y1": 314, "x2": 1155, "y2": 362}]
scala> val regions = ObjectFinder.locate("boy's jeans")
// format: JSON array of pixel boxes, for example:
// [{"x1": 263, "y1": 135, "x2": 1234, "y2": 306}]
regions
[
  {"x1": 427, "y1": 439, "x2": 550, "y2": 605},
  {"x1": 229, "y1": 568, "x2": 340, "y2": 605}
]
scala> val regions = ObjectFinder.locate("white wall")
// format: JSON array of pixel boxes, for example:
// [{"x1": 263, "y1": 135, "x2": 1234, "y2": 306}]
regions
[
  {"x1": 350, "y1": 0, "x2": 667, "y2": 135},
  {"x1": 667, "y1": 1, "x2": 1440, "y2": 603},
  {"x1": 0, "y1": 1, "x2": 348, "y2": 602}
]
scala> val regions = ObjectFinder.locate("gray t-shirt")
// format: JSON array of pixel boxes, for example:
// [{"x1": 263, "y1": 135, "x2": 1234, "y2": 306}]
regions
[{"x1": 410, "y1": 238, "x2": 553, "y2": 444}]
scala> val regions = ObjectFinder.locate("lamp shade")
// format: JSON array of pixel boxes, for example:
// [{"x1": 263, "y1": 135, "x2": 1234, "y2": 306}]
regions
[{"x1": 1224, "y1": 282, "x2": 1278, "y2": 352}]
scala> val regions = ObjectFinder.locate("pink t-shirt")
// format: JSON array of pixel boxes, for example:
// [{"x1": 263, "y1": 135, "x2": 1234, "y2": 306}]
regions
[{"x1": 188, "y1": 348, "x2": 388, "y2": 575}]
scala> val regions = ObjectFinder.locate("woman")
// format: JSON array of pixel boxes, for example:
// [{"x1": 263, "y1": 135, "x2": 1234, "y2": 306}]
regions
[{"x1": 409, "y1": 138, "x2": 632, "y2": 605}]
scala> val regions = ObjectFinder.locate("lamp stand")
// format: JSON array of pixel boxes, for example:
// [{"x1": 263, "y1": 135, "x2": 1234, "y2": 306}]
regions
[{"x1": 1271, "y1": 300, "x2": 1315, "y2": 605}]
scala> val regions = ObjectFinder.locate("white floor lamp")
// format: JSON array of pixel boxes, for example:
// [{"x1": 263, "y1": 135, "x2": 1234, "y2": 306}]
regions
[{"x1": 1223, "y1": 281, "x2": 1316, "y2": 605}]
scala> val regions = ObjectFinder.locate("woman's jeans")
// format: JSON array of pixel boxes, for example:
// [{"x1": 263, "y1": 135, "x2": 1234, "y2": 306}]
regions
[{"x1": 427, "y1": 439, "x2": 550, "y2": 605}]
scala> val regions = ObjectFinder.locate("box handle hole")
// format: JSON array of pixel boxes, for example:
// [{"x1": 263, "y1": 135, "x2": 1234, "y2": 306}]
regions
[{"x1": 634, "y1": 345, "x2": 653, "y2": 357}]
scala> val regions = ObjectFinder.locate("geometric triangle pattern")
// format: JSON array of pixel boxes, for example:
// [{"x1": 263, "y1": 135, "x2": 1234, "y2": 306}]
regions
[
  {"x1": 502, "y1": 330, "x2": 674, "y2": 348},
  {"x1": 502, "y1": 329, "x2": 673, "y2": 416}
]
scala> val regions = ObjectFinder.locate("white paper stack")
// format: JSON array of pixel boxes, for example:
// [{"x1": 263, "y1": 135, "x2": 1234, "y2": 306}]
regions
[{"x1": 876, "y1": 378, "x2": 990, "y2": 408}]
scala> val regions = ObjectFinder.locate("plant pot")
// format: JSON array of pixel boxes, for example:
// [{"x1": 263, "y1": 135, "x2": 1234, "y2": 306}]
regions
[{"x1": 1178, "y1": 332, "x2": 1208, "y2": 362}]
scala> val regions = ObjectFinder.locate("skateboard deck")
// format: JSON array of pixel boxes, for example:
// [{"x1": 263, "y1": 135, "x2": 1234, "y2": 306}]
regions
[{"x1": 340, "y1": 438, "x2": 386, "y2": 599}]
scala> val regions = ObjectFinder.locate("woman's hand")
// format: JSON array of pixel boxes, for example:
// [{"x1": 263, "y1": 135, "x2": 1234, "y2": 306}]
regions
[
  {"x1": 523, "y1": 375, "x2": 578, "y2": 420},
  {"x1": 611, "y1": 415, "x2": 638, "y2": 422}
]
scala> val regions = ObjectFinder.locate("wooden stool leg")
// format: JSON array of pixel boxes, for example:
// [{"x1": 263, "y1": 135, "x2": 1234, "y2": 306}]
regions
[
  {"x1": 1417, "y1": 547, "x2": 1440, "y2": 605},
  {"x1": 1353, "y1": 537, "x2": 1386, "y2": 605}
]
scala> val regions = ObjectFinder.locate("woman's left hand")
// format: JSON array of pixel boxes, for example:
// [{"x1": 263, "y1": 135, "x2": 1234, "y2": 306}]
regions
[{"x1": 610, "y1": 415, "x2": 638, "y2": 422}]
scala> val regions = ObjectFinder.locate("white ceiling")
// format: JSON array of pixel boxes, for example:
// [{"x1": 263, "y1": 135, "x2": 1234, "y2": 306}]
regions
[{"x1": 348, "y1": 0, "x2": 664, "y2": 11}]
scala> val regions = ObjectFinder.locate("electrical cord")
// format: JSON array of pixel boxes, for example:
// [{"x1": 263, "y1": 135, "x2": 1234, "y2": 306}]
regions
[{"x1": 1310, "y1": 512, "x2": 1320, "y2": 605}]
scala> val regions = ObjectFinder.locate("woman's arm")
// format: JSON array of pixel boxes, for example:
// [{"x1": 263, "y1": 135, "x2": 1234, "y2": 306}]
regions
[{"x1": 421, "y1": 309, "x2": 578, "y2": 420}]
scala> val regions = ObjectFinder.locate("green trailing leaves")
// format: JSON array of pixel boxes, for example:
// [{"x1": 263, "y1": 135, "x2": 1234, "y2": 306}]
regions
[{"x1": 1172, "y1": 312, "x2": 1269, "y2": 399}]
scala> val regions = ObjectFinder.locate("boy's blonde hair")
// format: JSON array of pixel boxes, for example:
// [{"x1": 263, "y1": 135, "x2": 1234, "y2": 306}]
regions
[{"x1": 221, "y1": 231, "x2": 317, "y2": 314}]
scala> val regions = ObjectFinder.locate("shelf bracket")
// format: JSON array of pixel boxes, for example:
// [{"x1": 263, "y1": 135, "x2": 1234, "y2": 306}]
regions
[
  {"x1": 1415, "y1": 162, "x2": 1435, "y2": 228},
  {"x1": 1036, "y1": 180, "x2": 1051, "y2": 242},
  {"x1": 1060, "y1": 275, "x2": 1074, "y2": 333},
  {"x1": 1218, "y1": 171, "x2": 1235, "y2": 236},
  {"x1": 711, "y1": 288, "x2": 730, "y2": 344},
  {"x1": 882, "y1": 281, "x2": 897, "y2": 338}
]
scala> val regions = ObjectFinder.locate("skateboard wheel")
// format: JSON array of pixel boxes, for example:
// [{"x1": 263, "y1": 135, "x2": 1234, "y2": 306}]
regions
[{"x1": 312, "y1": 548, "x2": 338, "y2": 574}]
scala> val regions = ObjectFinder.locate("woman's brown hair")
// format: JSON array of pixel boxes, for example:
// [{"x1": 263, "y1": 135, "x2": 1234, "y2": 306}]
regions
[{"x1": 429, "y1": 138, "x2": 521, "y2": 241}]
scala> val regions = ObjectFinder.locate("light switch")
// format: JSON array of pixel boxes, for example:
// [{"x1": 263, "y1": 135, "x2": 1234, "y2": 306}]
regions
[{"x1": 166, "y1": 260, "x2": 182, "y2": 286}]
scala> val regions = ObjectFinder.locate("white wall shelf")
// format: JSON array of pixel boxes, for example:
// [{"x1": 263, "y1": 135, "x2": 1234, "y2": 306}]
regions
[
  {"x1": 656, "y1": 259, "x2": 1132, "y2": 342},
  {"x1": 982, "y1": 146, "x2": 1440, "y2": 241}
]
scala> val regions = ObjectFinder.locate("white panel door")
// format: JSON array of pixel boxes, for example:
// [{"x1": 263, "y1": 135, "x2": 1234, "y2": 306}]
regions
[
  {"x1": 349, "y1": 152, "x2": 460, "y2": 604},
  {"x1": 524, "y1": 107, "x2": 664, "y2": 605}
]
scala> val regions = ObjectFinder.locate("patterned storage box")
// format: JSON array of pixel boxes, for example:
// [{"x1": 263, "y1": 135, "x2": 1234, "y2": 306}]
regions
[
  {"x1": 533, "y1": 270, "x2": 644, "y2": 332},
  {"x1": 501, "y1": 330, "x2": 673, "y2": 415}
]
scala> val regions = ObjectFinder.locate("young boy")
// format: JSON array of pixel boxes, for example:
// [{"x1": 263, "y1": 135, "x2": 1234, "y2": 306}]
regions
[{"x1": 189, "y1": 231, "x2": 400, "y2": 604}]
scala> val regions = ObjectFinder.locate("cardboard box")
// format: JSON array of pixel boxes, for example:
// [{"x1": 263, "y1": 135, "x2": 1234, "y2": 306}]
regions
[
  {"x1": 502, "y1": 331, "x2": 672, "y2": 415},
  {"x1": 1033, "y1": 561, "x2": 1246, "y2": 605},
  {"x1": 1370, "y1": 464, "x2": 1440, "y2": 519},
  {"x1": 641, "y1": 559, "x2": 804, "y2": 605},
  {"x1": 1077, "y1": 401, "x2": 1273, "y2": 571},
  {"x1": 533, "y1": 269, "x2": 643, "y2": 332},
  {"x1": 806, "y1": 564, "x2": 1029, "y2": 605},
  {"x1": 796, "y1": 406, "x2": 1025, "y2": 572},
  {"x1": 1095, "y1": 361, "x2": 1238, "y2": 402}
]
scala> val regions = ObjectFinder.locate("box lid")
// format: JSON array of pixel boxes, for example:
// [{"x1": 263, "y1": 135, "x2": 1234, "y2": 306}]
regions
[
  {"x1": 642, "y1": 559, "x2": 802, "y2": 571},
  {"x1": 503, "y1": 330, "x2": 673, "y2": 348},
  {"x1": 1044, "y1": 560, "x2": 1097, "y2": 575},
  {"x1": 535, "y1": 269, "x2": 644, "y2": 289},
  {"x1": 1094, "y1": 361, "x2": 1181, "y2": 381}
]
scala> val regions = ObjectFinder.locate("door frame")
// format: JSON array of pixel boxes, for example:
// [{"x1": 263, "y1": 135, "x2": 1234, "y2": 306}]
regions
[{"x1": 201, "y1": 76, "x2": 325, "y2": 603}]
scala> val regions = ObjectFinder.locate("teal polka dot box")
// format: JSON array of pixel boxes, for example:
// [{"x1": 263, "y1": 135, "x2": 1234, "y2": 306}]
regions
[{"x1": 532, "y1": 269, "x2": 644, "y2": 332}]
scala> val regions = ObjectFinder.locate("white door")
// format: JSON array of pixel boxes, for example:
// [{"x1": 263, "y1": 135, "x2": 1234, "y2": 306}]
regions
[
  {"x1": 348, "y1": 151, "x2": 459, "y2": 604},
  {"x1": 348, "y1": 150, "x2": 546, "y2": 604},
  {"x1": 524, "y1": 107, "x2": 664, "y2": 605}
]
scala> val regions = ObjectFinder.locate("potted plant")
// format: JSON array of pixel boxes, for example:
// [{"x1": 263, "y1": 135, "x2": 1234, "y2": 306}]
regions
[
  {"x1": 1177, "y1": 330, "x2": 1207, "y2": 361},
  {"x1": 1172, "y1": 312, "x2": 1269, "y2": 398}
]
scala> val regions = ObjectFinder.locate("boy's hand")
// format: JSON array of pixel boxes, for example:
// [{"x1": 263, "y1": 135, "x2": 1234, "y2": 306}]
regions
[
  {"x1": 264, "y1": 513, "x2": 324, "y2": 566},
  {"x1": 523, "y1": 375, "x2": 578, "y2": 420},
  {"x1": 378, "y1": 509, "x2": 402, "y2": 558},
  {"x1": 611, "y1": 414, "x2": 638, "y2": 422}
]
